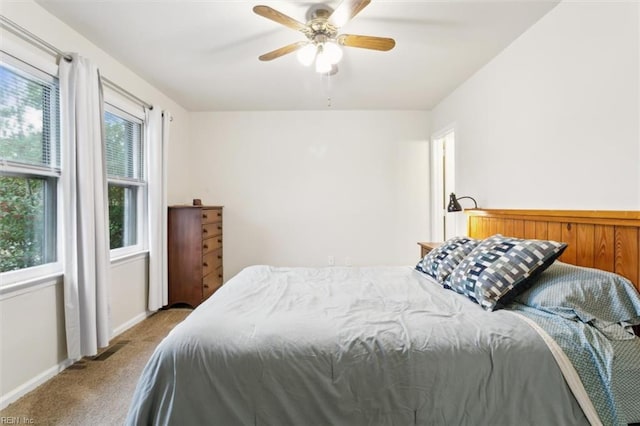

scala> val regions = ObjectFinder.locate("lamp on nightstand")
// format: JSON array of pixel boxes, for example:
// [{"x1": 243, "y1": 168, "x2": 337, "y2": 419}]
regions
[{"x1": 447, "y1": 193, "x2": 478, "y2": 212}]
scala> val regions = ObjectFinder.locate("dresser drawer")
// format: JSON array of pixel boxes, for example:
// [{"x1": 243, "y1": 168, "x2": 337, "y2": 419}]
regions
[
  {"x1": 202, "y1": 222, "x2": 223, "y2": 238},
  {"x1": 201, "y1": 208, "x2": 222, "y2": 224},
  {"x1": 202, "y1": 248, "x2": 223, "y2": 277},
  {"x1": 202, "y1": 235, "x2": 222, "y2": 254},
  {"x1": 202, "y1": 268, "x2": 223, "y2": 298}
]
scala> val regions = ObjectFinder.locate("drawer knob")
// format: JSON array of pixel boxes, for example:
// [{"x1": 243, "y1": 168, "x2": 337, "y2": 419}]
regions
[
  {"x1": 203, "y1": 228, "x2": 208, "y2": 233},
  {"x1": 204, "y1": 284, "x2": 209, "y2": 289},
  {"x1": 217, "y1": 255, "x2": 222, "y2": 259},
  {"x1": 217, "y1": 225, "x2": 222, "y2": 230},
  {"x1": 203, "y1": 244, "x2": 208, "y2": 249},
  {"x1": 218, "y1": 273, "x2": 223, "y2": 278},
  {"x1": 203, "y1": 262, "x2": 208, "y2": 267},
  {"x1": 203, "y1": 214, "x2": 208, "y2": 219},
  {"x1": 217, "y1": 239, "x2": 222, "y2": 243},
  {"x1": 217, "y1": 212, "x2": 221, "y2": 217}
]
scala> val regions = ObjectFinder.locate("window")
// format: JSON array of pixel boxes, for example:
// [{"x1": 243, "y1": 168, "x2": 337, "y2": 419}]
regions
[
  {"x1": 104, "y1": 106, "x2": 145, "y2": 252},
  {"x1": 0, "y1": 55, "x2": 60, "y2": 274}
]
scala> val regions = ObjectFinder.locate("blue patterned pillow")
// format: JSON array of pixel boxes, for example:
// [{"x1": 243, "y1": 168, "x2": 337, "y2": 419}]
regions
[
  {"x1": 448, "y1": 234, "x2": 567, "y2": 311},
  {"x1": 415, "y1": 236, "x2": 479, "y2": 285}
]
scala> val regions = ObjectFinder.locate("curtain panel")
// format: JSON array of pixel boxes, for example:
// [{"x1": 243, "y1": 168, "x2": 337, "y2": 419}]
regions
[
  {"x1": 147, "y1": 108, "x2": 169, "y2": 311},
  {"x1": 59, "y1": 53, "x2": 111, "y2": 359}
]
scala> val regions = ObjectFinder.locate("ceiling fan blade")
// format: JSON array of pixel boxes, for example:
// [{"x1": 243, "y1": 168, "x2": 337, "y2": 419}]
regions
[
  {"x1": 337, "y1": 34, "x2": 396, "y2": 51},
  {"x1": 330, "y1": 0, "x2": 371, "y2": 27},
  {"x1": 253, "y1": 5, "x2": 307, "y2": 32},
  {"x1": 258, "y1": 41, "x2": 308, "y2": 61}
]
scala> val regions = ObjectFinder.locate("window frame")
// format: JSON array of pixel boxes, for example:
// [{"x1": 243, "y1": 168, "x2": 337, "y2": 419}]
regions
[
  {"x1": 103, "y1": 102, "x2": 147, "y2": 260},
  {"x1": 0, "y1": 51, "x2": 63, "y2": 287}
]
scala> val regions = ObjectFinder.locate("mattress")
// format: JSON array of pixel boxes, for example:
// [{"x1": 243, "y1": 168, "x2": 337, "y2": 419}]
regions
[{"x1": 126, "y1": 265, "x2": 595, "y2": 426}]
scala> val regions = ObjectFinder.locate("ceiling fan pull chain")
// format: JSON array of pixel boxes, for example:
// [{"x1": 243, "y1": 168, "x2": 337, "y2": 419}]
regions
[{"x1": 325, "y1": 71, "x2": 332, "y2": 108}]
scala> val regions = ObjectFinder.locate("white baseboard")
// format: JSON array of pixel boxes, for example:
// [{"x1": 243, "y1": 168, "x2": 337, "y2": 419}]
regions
[
  {"x1": 0, "y1": 358, "x2": 77, "y2": 410},
  {"x1": 111, "y1": 310, "x2": 154, "y2": 338},
  {"x1": 1, "y1": 310, "x2": 155, "y2": 410}
]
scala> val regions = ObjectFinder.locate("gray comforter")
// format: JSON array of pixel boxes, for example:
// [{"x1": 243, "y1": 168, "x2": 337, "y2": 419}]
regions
[{"x1": 126, "y1": 265, "x2": 589, "y2": 425}]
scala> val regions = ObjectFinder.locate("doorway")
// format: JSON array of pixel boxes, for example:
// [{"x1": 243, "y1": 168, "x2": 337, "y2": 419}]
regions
[{"x1": 431, "y1": 129, "x2": 455, "y2": 241}]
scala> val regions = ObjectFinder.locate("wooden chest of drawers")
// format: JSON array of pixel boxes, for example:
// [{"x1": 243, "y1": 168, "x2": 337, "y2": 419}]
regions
[{"x1": 167, "y1": 205, "x2": 223, "y2": 307}]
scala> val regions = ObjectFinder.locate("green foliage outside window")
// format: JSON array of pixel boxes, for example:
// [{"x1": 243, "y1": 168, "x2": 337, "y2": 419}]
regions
[
  {"x1": 108, "y1": 185, "x2": 125, "y2": 250},
  {"x1": 0, "y1": 176, "x2": 48, "y2": 272}
]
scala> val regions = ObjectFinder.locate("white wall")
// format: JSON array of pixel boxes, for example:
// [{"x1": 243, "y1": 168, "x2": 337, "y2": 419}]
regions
[
  {"x1": 0, "y1": 279, "x2": 66, "y2": 405},
  {"x1": 431, "y1": 1, "x2": 640, "y2": 222},
  {"x1": 0, "y1": 0, "x2": 190, "y2": 407},
  {"x1": 190, "y1": 111, "x2": 431, "y2": 279}
]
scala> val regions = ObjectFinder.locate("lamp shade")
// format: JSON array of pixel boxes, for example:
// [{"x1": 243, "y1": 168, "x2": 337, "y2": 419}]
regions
[
  {"x1": 315, "y1": 48, "x2": 332, "y2": 73},
  {"x1": 323, "y1": 41, "x2": 343, "y2": 65},
  {"x1": 296, "y1": 44, "x2": 316, "y2": 67},
  {"x1": 447, "y1": 193, "x2": 463, "y2": 212}
]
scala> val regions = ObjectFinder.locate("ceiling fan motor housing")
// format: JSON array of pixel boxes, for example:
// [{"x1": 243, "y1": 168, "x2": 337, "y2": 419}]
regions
[
  {"x1": 305, "y1": 4, "x2": 334, "y2": 21},
  {"x1": 303, "y1": 6, "x2": 338, "y2": 42}
]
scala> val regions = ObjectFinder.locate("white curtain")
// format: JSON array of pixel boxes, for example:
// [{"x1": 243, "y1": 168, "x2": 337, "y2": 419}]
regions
[
  {"x1": 147, "y1": 109, "x2": 170, "y2": 311},
  {"x1": 59, "y1": 54, "x2": 111, "y2": 359}
]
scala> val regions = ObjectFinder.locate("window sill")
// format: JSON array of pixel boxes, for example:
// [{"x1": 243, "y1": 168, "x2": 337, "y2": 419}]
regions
[
  {"x1": 110, "y1": 249, "x2": 149, "y2": 266},
  {"x1": 0, "y1": 262, "x2": 62, "y2": 287},
  {"x1": 0, "y1": 271, "x2": 63, "y2": 300}
]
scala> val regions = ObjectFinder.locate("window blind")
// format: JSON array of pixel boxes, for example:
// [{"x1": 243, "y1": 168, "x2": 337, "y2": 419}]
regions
[
  {"x1": 0, "y1": 60, "x2": 60, "y2": 170},
  {"x1": 105, "y1": 109, "x2": 143, "y2": 182}
]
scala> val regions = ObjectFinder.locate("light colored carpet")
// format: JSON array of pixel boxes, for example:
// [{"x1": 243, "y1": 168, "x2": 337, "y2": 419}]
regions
[{"x1": 0, "y1": 308, "x2": 191, "y2": 425}]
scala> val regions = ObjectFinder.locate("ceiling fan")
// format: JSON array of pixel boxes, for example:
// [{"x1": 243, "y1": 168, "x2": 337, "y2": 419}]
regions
[{"x1": 253, "y1": 0, "x2": 396, "y2": 74}]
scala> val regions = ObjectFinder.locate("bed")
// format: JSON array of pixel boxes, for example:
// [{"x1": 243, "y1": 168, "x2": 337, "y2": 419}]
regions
[{"x1": 126, "y1": 209, "x2": 640, "y2": 426}]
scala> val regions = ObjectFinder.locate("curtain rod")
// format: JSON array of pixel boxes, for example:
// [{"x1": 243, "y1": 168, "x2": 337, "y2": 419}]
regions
[
  {"x1": 101, "y1": 78, "x2": 153, "y2": 110},
  {"x1": 0, "y1": 14, "x2": 153, "y2": 110}
]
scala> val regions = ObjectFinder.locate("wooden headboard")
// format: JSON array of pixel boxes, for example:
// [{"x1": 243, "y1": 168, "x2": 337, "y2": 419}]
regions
[{"x1": 465, "y1": 209, "x2": 640, "y2": 293}]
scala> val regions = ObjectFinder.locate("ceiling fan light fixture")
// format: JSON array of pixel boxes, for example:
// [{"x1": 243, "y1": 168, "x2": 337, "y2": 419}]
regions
[
  {"x1": 315, "y1": 48, "x2": 332, "y2": 73},
  {"x1": 296, "y1": 43, "x2": 317, "y2": 67},
  {"x1": 323, "y1": 41, "x2": 343, "y2": 65}
]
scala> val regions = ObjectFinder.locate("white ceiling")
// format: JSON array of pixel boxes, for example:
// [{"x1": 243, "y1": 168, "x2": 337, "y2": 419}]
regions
[{"x1": 35, "y1": 0, "x2": 559, "y2": 111}]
